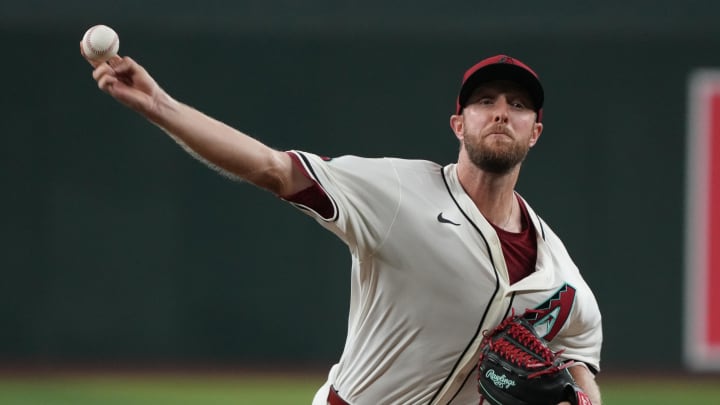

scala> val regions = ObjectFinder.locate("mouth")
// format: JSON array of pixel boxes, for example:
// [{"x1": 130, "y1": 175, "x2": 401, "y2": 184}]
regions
[
  {"x1": 485, "y1": 126, "x2": 512, "y2": 139},
  {"x1": 485, "y1": 131, "x2": 512, "y2": 139}
]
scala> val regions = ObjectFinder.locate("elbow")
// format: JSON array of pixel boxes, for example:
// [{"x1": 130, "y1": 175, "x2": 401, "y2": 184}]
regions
[{"x1": 248, "y1": 151, "x2": 295, "y2": 196}]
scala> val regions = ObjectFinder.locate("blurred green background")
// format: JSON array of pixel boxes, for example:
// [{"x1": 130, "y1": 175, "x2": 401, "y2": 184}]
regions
[
  {"x1": 0, "y1": 374, "x2": 719, "y2": 404},
  {"x1": 2, "y1": 0, "x2": 720, "y2": 402}
]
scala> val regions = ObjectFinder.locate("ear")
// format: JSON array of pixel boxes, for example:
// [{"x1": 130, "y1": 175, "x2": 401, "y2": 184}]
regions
[
  {"x1": 528, "y1": 122, "x2": 543, "y2": 147},
  {"x1": 449, "y1": 114, "x2": 464, "y2": 141}
]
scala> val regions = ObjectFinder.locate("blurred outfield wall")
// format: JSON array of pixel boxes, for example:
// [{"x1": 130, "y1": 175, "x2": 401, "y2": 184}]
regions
[{"x1": 2, "y1": 1, "x2": 720, "y2": 373}]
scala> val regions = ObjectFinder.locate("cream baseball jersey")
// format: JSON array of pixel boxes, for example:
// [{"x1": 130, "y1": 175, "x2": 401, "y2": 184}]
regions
[{"x1": 285, "y1": 151, "x2": 602, "y2": 405}]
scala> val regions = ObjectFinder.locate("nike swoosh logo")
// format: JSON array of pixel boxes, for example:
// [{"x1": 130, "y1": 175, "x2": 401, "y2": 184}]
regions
[{"x1": 437, "y1": 212, "x2": 461, "y2": 226}]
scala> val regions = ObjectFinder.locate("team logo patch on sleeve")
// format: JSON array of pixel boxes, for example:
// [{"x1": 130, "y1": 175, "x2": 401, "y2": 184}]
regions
[{"x1": 524, "y1": 283, "x2": 576, "y2": 341}]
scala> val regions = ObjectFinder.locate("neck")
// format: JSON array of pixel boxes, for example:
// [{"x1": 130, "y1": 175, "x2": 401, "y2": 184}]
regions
[{"x1": 456, "y1": 158, "x2": 520, "y2": 231}]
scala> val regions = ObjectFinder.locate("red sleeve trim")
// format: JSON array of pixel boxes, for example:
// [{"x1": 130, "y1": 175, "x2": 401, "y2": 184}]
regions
[
  {"x1": 283, "y1": 152, "x2": 335, "y2": 219},
  {"x1": 287, "y1": 152, "x2": 311, "y2": 179}
]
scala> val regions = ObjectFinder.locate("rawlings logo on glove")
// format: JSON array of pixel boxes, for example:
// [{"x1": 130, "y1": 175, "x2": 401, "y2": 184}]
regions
[
  {"x1": 485, "y1": 369, "x2": 517, "y2": 389},
  {"x1": 477, "y1": 311, "x2": 591, "y2": 405}
]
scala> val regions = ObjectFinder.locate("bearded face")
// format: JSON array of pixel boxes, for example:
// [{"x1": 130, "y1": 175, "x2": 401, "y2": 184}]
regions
[
  {"x1": 463, "y1": 125, "x2": 532, "y2": 174},
  {"x1": 455, "y1": 81, "x2": 540, "y2": 174}
]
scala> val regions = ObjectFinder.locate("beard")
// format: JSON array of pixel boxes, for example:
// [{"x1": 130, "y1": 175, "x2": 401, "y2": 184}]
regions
[{"x1": 464, "y1": 131, "x2": 530, "y2": 174}]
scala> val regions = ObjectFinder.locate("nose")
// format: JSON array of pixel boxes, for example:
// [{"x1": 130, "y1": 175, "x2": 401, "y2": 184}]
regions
[{"x1": 493, "y1": 98, "x2": 509, "y2": 123}]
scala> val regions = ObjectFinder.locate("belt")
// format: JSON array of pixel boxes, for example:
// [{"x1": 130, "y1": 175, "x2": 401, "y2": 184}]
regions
[{"x1": 327, "y1": 385, "x2": 349, "y2": 405}]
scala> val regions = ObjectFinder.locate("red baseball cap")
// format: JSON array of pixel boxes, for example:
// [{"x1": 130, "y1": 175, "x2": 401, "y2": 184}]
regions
[{"x1": 455, "y1": 54, "x2": 544, "y2": 121}]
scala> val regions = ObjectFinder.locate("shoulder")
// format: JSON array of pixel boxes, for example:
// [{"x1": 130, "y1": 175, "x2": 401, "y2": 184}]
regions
[
  {"x1": 520, "y1": 197, "x2": 573, "y2": 257},
  {"x1": 292, "y1": 151, "x2": 441, "y2": 172},
  {"x1": 334, "y1": 155, "x2": 443, "y2": 177},
  {"x1": 386, "y1": 157, "x2": 443, "y2": 171},
  {"x1": 292, "y1": 151, "x2": 444, "y2": 190}
]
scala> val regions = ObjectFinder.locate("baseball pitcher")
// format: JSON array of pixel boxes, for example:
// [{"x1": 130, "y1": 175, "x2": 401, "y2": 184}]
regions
[{"x1": 83, "y1": 43, "x2": 603, "y2": 404}]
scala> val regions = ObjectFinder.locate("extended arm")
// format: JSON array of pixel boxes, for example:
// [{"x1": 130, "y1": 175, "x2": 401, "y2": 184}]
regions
[{"x1": 84, "y1": 52, "x2": 313, "y2": 197}]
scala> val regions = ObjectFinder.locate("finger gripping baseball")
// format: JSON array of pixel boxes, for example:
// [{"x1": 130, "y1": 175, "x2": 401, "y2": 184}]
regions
[{"x1": 477, "y1": 312, "x2": 590, "y2": 405}]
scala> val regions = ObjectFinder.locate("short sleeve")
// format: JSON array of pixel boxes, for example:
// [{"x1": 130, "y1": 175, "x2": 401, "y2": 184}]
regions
[
  {"x1": 553, "y1": 295, "x2": 603, "y2": 373},
  {"x1": 283, "y1": 151, "x2": 403, "y2": 254}
]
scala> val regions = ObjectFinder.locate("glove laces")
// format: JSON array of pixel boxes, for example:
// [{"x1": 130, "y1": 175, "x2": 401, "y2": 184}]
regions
[{"x1": 481, "y1": 311, "x2": 574, "y2": 379}]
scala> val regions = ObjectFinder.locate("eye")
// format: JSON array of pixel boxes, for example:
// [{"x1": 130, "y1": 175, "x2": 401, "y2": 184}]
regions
[{"x1": 510, "y1": 100, "x2": 532, "y2": 110}]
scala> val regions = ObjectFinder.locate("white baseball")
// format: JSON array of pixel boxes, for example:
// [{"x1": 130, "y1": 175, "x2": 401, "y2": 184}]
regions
[{"x1": 81, "y1": 25, "x2": 120, "y2": 63}]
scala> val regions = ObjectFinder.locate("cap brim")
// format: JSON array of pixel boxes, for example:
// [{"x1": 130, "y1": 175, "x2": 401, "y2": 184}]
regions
[{"x1": 458, "y1": 64, "x2": 544, "y2": 113}]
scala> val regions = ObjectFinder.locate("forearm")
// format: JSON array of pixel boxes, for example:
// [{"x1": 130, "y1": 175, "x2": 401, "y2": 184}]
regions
[
  {"x1": 85, "y1": 55, "x2": 312, "y2": 196},
  {"x1": 569, "y1": 364, "x2": 601, "y2": 405},
  {"x1": 148, "y1": 94, "x2": 298, "y2": 194}
]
